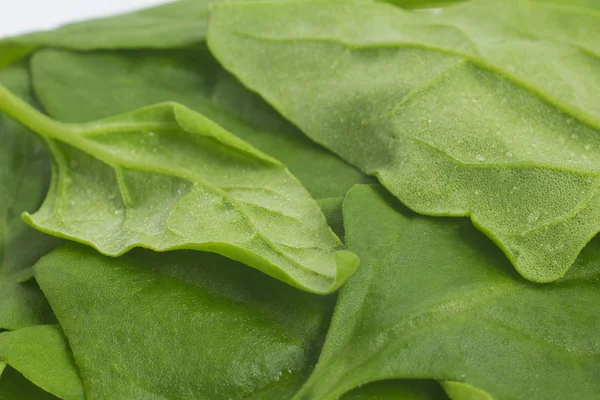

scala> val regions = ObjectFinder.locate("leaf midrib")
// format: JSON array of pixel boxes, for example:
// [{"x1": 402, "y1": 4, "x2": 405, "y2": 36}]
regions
[
  {"x1": 44, "y1": 137, "x2": 337, "y2": 284},
  {"x1": 230, "y1": 31, "x2": 600, "y2": 132}
]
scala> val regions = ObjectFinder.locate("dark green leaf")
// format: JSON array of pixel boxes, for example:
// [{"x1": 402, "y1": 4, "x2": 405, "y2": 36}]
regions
[
  {"x1": 343, "y1": 380, "x2": 448, "y2": 400},
  {"x1": 207, "y1": 0, "x2": 600, "y2": 282},
  {"x1": 378, "y1": 0, "x2": 468, "y2": 8},
  {"x1": 35, "y1": 244, "x2": 335, "y2": 399},
  {"x1": 0, "y1": 63, "x2": 60, "y2": 330},
  {"x1": 293, "y1": 185, "x2": 600, "y2": 400},
  {"x1": 0, "y1": 365, "x2": 59, "y2": 400}
]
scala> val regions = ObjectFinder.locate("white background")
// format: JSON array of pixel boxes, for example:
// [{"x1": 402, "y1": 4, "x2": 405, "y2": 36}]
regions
[{"x1": 0, "y1": 0, "x2": 172, "y2": 38}]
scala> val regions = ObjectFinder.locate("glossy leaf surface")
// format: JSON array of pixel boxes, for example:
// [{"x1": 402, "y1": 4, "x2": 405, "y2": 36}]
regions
[
  {"x1": 293, "y1": 185, "x2": 600, "y2": 400},
  {"x1": 0, "y1": 63, "x2": 60, "y2": 330},
  {"x1": 207, "y1": 0, "x2": 600, "y2": 282},
  {"x1": 29, "y1": 47, "x2": 369, "y2": 199},
  {"x1": 0, "y1": 84, "x2": 358, "y2": 293},
  {"x1": 0, "y1": 325, "x2": 84, "y2": 400},
  {"x1": 35, "y1": 244, "x2": 335, "y2": 399}
]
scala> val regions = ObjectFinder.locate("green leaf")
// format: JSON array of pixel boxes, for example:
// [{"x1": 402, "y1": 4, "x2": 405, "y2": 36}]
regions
[
  {"x1": 343, "y1": 380, "x2": 448, "y2": 400},
  {"x1": 0, "y1": 0, "x2": 224, "y2": 69},
  {"x1": 0, "y1": 366, "x2": 59, "y2": 400},
  {"x1": 29, "y1": 47, "x2": 370, "y2": 199},
  {"x1": 293, "y1": 185, "x2": 600, "y2": 400},
  {"x1": 207, "y1": 0, "x2": 600, "y2": 282},
  {"x1": 316, "y1": 197, "x2": 345, "y2": 241},
  {"x1": 0, "y1": 83, "x2": 358, "y2": 294},
  {"x1": 35, "y1": 244, "x2": 336, "y2": 399},
  {"x1": 0, "y1": 325, "x2": 84, "y2": 400},
  {"x1": 0, "y1": 63, "x2": 61, "y2": 330},
  {"x1": 378, "y1": 0, "x2": 468, "y2": 8}
]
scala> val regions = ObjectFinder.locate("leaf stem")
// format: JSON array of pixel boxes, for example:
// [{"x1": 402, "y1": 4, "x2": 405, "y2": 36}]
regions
[{"x1": 0, "y1": 83, "x2": 74, "y2": 140}]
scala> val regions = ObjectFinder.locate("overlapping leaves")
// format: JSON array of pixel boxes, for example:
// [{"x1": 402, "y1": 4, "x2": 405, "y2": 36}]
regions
[
  {"x1": 0, "y1": 0, "x2": 598, "y2": 399},
  {"x1": 207, "y1": 0, "x2": 600, "y2": 282}
]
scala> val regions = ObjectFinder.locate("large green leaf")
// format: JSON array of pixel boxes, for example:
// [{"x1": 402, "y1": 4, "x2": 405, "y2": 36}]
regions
[
  {"x1": 207, "y1": 0, "x2": 600, "y2": 282},
  {"x1": 0, "y1": 63, "x2": 60, "y2": 330},
  {"x1": 0, "y1": 325, "x2": 84, "y2": 400},
  {"x1": 35, "y1": 244, "x2": 335, "y2": 399},
  {"x1": 0, "y1": 0, "x2": 223, "y2": 68},
  {"x1": 29, "y1": 47, "x2": 370, "y2": 199},
  {"x1": 292, "y1": 185, "x2": 600, "y2": 400},
  {"x1": 0, "y1": 84, "x2": 358, "y2": 294}
]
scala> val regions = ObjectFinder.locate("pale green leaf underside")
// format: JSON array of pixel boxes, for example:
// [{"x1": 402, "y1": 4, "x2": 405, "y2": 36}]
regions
[
  {"x1": 0, "y1": 325, "x2": 84, "y2": 400},
  {"x1": 29, "y1": 47, "x2": 370, "y2": 199},
  {"x1": 0, "y1": 85, "x2": 357, "y2": 294},
  {"x1": 207, "y1": 0, "x2": 600, "y2": 282},
  {"x1": 293, "y1": 185, "x2": 600, "y2": 400}
]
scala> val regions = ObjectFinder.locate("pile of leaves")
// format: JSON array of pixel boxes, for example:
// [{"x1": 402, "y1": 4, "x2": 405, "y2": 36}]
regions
[{"x1": 0, "y1": 0, "x2": 598, "y2": 399}]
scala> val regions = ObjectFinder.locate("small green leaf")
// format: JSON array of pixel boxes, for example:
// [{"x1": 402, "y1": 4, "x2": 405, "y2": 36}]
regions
[
  {"x1": 207, "y1": 0, "x2": 600, "y2": 282},
  {"x1": 0, "y1": 325, "x2": 84, "y2": 400},
  {"x1": 35, "y1": 244, "x2": 336, "y2": 399},
  {"x1": 29, "y1": 47, "x2": 370, "y2": 199},
  {"x1": 0, "y1": 83, "x2": 358, "y2": 294},
  {"x1": 293, "y1": 185, "x2": 600, "y2": 400}
]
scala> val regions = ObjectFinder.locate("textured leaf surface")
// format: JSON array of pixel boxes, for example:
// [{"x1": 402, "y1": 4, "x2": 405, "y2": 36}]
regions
[
  {"x1": 29, "y1": 47, "x2": 369, "y2": 199},
  {"x1": 35, "y1": 244, "x2": 335, "y2": 400},
  {"x1": 0, "y1": 325, "x2": 84, "y2": 400},
  {"x1": 0, "y1": 63, "x2": 60, "y2": 330},
  {"x1": 207, "y1": 0, "x2": 600, "y2": 282},
  {"x1": 293, "y1": 185, "x2": 600, "y2": 400},
  {"x1": 0, "y1": 84, "x2": 357, "y2": 294}
]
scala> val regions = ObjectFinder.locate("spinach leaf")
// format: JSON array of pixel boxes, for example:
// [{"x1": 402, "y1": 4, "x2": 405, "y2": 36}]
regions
[
  {"x1": 0, "y1": 83, "x2": 358, "y2": 294},
  {"x1": 0, "y1": 366, "x2": 59, "y2": 400},
  {"x1": 0, "y1": 0, "x2": 223, "y2": 68},
  {"x1": 316, "y1": 197, "x2": 345, "y2": 241},
  {"x1": 379, "y1": 0, "x2": 468, "y2": 8},
  {"x1": 29, "y1": 47, "x2": 370, "y2": 199},
  {"x1": 0, "y1": 63, "x2": 60, "y2": 330},
  {"x1": 293, "y1": 185, "x2": 600, "y2": 400},
  {"x1": 207, "y1": 0, "x2": 600, "y2": 282},
  {"x1": 343, "y1": 380, "x2": 448, "y2": 400},
  {"x1": 34, "y1": 244, "x2": 335, "y2": 399},
  {"x1": 0, "y1": 325, "x2": 84, "y2": 400}
]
